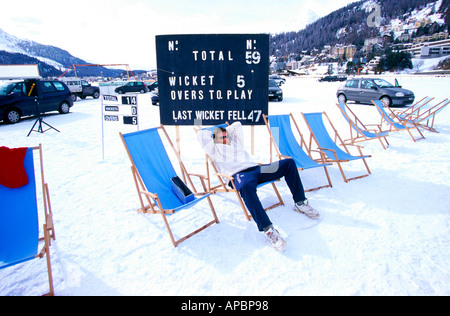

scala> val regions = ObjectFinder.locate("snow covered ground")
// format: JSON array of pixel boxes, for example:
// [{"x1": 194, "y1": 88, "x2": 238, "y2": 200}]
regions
[{"x1": 1, "y1": 75, "x2": 449, "y2": 296}]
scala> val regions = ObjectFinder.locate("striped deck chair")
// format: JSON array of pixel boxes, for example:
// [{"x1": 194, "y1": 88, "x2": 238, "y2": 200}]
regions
[
  {"x1": 263, "y1": 114, "x2": 332, "y2": 192},
  {"x1": 336, "y1": 102, "x2": 390, "y2": 149},
  {"x1": 0, "y1": 145, "x2": 55, "y2": 296},
  {"x1": 195, "y1": 123, "x2": 284, "y2": 221},
  {"x1": 302, "y1": 112, "x2": 371, "y2": 183},
  {"x1": 372, "y1": 100, "x2": 425, "y2": 142},
  {"x1": 120, "y1": 126, "x2": 219, "y2": 247}
]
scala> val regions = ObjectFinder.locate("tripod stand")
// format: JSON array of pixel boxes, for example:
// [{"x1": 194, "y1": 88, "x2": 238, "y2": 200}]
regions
[{"x1": 27, "y1": 97, "x2": 60, "y2": 137}]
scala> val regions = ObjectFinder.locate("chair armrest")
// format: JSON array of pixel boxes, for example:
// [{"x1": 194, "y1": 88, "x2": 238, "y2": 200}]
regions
[
  {"x1": 140, "y1": 190, "x2": 158, "y2": 200},
  {"x1": 194, "y1": 192, "x2": 210, "y2": 197},
  {"x1": 214, "y1": 172, "x2": 235, "y2": 181},
  {"x1": 317, "y1": 147, "x2": 336, "y2": 153},
  {"x1": 188, "y1": 173, "x2": 208, "y2": 180},
  {"x1": 342, "y1": 143, "x2": 364, "y2": 149}
]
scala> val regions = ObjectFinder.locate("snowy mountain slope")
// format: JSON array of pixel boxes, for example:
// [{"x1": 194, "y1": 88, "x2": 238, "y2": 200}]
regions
[
  {"x1": 0, "y1": 28, "x2": 126, "y2": 78},
  {"x1": 1, "y1": 28, "x2": 65, "y2": 70}
]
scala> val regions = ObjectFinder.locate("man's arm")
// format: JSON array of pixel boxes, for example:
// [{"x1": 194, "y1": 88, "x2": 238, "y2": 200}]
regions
[
  {"x1": 226, "y1": 122, "x2": 244, "y2": 147},
  {"x1": 197, "y1": 129, "x2": 216, "y2": 158}
]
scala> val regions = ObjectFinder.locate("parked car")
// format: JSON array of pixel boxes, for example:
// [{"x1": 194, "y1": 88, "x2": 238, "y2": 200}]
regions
[
  {"x1": 0, "y1": 79, "x2": 73, "y2": 124},
  {"x1": 269, "y1": 75, "x2": 286, "y2": 85},
  {"x1": 79, "y1": 80, "x2": 100, "y2": 100},
  {"x1": 146, "y1": 81, "x2": 158, "y2": 91},
  {"x1": 269, "y1": 79, "x2": 283, "y2": 101},
  {"x1": 336, "y1": 78, "x2": 415, "y2": 107},
  {"x1": 150, "y1": 90, "x2": 159, "y2": 105},
  {"x1": 61, "y1": 78, "x2": 100, "y2": 101},
  {"x1": 114, "y1": 81, "x2": 149, "y2": 94},
  {"x1": 319, "y1": 75, "x2": 347, "y2": 82}
]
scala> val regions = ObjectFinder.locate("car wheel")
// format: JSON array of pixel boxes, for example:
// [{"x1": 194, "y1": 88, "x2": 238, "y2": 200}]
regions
[
  {"x1": 338, "y1": 94, "x2": 347, "y2": 103},
  {"x1": 71, "y1": 94, "x2": 77, "y2": 102},
  {"x1": 117, "y1": 90, "x2": 124, "y2": 94},
  {"x1": 59, "y1": 102, "x2": 71, "y2": 114},
  {"x1": 93, "y1": 91, "x2": 100, "y2": 99},
  {"x1": 380, "y1": 96, "x2": 392, "y2": 107},
  {"x1": 4, "y1": 108, "x2": 21, "y2": 124},
  {"x1": 139, "y1": 89, "x2": 146, "y2": 94}
]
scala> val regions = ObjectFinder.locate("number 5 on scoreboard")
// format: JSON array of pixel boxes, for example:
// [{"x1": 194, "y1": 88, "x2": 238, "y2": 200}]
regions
[{"x1": 237, "y1": 75, "x2": 245, "y2": 88}]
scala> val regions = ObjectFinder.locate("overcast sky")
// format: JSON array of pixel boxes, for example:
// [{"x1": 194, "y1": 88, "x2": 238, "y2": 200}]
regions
[{"x1": 1, "y1": 0, "x2": 359, "y2": 70}]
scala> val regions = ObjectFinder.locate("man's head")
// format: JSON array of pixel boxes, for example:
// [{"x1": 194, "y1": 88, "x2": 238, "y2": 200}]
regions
[{"x1": 213, "y1": 127, "x2": 229, "y2": 145}]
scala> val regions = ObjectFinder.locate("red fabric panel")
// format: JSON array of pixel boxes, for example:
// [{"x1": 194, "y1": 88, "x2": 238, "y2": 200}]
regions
[{"x1": 0, "y1": 147, "x2": 29, "y2": 189}]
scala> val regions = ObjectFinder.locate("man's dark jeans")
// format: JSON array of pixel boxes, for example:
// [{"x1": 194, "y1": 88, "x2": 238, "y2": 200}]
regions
[{"x1": 231, "y1": 159, "x2": 306, "y2": 231}]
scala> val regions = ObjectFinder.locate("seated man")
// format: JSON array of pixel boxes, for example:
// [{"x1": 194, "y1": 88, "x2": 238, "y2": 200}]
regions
[{"x1": 197, "y1": 122, "x2": 319, "y2": 251}]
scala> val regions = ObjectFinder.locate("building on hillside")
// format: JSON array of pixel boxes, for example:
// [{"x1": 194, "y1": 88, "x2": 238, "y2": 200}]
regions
[
  {"x1": 331, "y1": 44, "x2": 356, "y2": 60},
  {"x1": 363, "y1": 37, "x2": 384, "y2": 53},
  {"x1": 414, "y1": 18, "x2": 432, "y2": 28},
  {"x1": 413, "y1": 32, "x2": 449, "y2": 44},
  {"x1": 394, "y1": 38, "x2": 450, "y2": 58}
]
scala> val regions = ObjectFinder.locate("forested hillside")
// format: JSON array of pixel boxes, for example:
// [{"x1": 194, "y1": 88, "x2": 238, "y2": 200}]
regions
[
  {"x1": 270, "y1": 0, "x2": 448, "y2": 58},
  {"x1": 0, "y1": 50, "x2": 62, "y2": 77}
]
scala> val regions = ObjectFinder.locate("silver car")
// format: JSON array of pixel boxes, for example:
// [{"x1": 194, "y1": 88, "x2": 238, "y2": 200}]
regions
[{"x1": 337, "y1": 78, "x2": 415, "y2": 107}]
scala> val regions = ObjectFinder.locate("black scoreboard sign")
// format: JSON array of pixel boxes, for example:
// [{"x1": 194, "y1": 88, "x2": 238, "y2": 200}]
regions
[{"x1": 156, "y1": 34, "x2": 269, "y2": 126}]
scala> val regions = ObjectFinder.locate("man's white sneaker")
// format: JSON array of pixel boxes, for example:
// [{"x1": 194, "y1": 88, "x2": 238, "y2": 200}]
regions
[
  {"x1": 264, "y1": 226, "x2": 287, "y2": 252},
  {"x1": 294, "y1": 200, "x2": 320, "y2": 219}
]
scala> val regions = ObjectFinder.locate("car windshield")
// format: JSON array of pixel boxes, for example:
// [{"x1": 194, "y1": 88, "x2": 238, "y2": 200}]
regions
[
  {"x1": 0, "y1": 82, "x2": 16, "y2": 96},
  {"x1": 373, "y1": 79, "x2": 395, "y2": 88}
]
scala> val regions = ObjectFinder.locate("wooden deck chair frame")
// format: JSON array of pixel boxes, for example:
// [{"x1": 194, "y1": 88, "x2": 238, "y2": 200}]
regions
[
  {"x1": 408, "y1": 98, "x2": 448, "y2": 120},
  {"x1": 401, "y1": 98, "x2": 450, "y2": 133},
  {"x1": 263, "y1": 113, "x2": 332, "y2": 192},
  {"x1": 302, "y1": 112, "x2": 372, "y2": 183},
  {"x1": 372, "y1": 100, "x2": 425, "y2": 142},
  {"x1": 120, "y1": 126, "x2": 219, "y2": 247},
  {"x1": 392, "y1": 96, "x2": 434, "y2": 119},
  {"x1": 336, "y1": 102, "x2": 390, "y2": 149},
  {"x1": 194, "y1": 124, "x2": 284, "y2": 221},
  {"x1": 0, "y1": 144, "x2": 55, "y2": 296}
]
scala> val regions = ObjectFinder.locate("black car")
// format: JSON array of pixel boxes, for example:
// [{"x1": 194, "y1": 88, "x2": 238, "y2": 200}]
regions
[
  {"x1": 0, "y1": 79, "x2": 73, "y2": 124},
  {"x1": 146, "y1": 81, "x2": 158, "y2": 91},
  {"x1": 269, "y1": 75, "x2": 286, "y2": 85},
  {"x1": 319, "y1": 75, "x2": 347, "y2": 82},
  {"x1": 151, "y1": 90, "x2": 159, "y2": 106},
  {"x1": 269, "y1": 79, "x2": 283, "y2": 101},
  {"x1": 114, "y1": 81, "x2": 149, "y2": 94}
]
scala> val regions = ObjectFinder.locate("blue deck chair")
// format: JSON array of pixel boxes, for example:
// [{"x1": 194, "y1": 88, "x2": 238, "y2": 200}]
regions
[
  {"x1": 263, "y1": 114, "x2": 332, "y2": 192},
  {"x1": 120, "y1": 126, "x2": 219, "y2": 247},
  {"x1": 195, "y1": 123, "x2": 284, "y2": 221},
  {"x1": 372, "y1": 100, "x2": 425, "y2": 142},
  {"x1": 0, "y1": 145, "x2": 55, "y2": 296},
  {"x1": 337, "y1": 102, "x2": 390, "y2": 149},
  {"x1": 302, "y1": 112, "x2": 371, "y2": 183}
]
